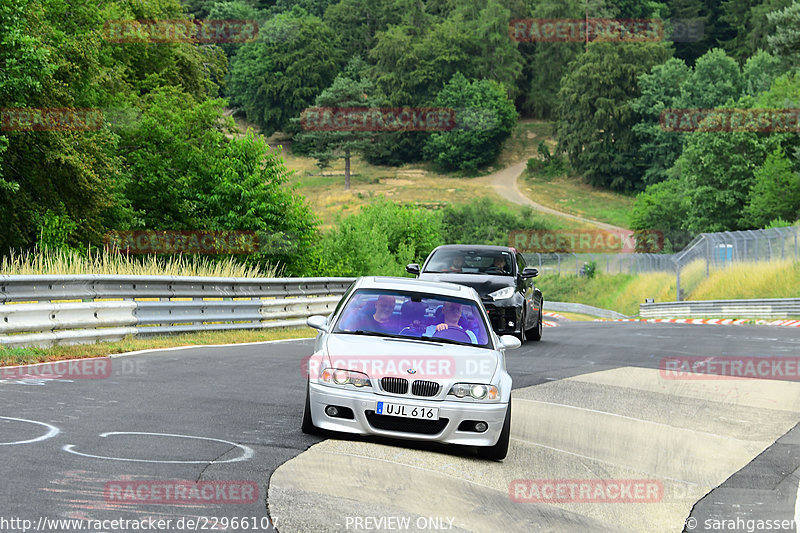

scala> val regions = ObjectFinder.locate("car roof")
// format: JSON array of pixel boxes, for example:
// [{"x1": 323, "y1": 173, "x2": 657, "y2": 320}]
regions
[
  {"x1": 429, "y1": 244, "x2": 515, "y2": 253},
  {"x1": 354, "y1": 276, "x2": 480, "y2": 300}
]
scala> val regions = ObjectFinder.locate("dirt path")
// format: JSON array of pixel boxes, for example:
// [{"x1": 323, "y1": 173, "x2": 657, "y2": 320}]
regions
[{"x1": 479, "y1": 159, "x2": 628, "y2": 231}]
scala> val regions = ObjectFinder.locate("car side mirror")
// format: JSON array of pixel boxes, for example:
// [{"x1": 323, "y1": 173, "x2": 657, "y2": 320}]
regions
[
  {"x1": 521, "y1": 267, "x2": 538, "y2": 279},
  {"x1": 498, "y1": 335, "x2": 522, "y2": 350},
  {"x1": 306, "y1": 315, "x2": 329, "y2": 332},
  {"x1": 406, "y1": 263, "x2": 420, "y2": 276}
]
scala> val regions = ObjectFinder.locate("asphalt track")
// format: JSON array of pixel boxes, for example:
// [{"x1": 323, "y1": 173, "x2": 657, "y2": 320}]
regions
[{"x1": 2, "y1": 318, "x2": 800, "y2": 533}]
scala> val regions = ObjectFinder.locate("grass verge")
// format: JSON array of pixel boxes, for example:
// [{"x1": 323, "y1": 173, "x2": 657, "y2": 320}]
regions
[
  {"x1": 520, "y1": 170, "x2": 635, "y2": 228},
  {"x1": 0, "y1": 327, "x2": 315, "y2": 366}
]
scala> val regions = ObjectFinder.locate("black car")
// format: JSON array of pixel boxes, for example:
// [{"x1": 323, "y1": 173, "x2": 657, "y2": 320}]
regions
[{"x1": 406, "y1": 244, "x2": 543, "y2": 342}]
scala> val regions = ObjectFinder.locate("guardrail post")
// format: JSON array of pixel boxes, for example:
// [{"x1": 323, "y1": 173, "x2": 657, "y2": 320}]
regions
[{"x1": 675, "y1": 258, "x2": 681, "y2": 302}]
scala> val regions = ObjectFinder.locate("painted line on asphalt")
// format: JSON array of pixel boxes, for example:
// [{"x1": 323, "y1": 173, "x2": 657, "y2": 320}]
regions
[
  {"x1": 0, "y1": 416, "x2": 60, "y2": 446},
  {"x1": 108, "y1": 336, "x2": 313, "y2": 358},
  {"x1": 594, "y1": 318, "x2": 800, "y2": 327},
  {"x1": 62, "y1": 431, "x2": 254, "y2": 464}
]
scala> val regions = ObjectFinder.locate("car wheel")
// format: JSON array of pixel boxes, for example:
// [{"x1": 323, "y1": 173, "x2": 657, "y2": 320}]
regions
[
  {"x1": 301, "y1": 381, "x2": 320, "y2": 435},
  {"x1": 477, "y1": 400, "x2": 511, "y2": 461},
  {"x1": 526, "y1": 307, "x2": 543, "y2": 342},
  {"x1": 515, "y1": 309, "x2": 526, "y2": 343}
]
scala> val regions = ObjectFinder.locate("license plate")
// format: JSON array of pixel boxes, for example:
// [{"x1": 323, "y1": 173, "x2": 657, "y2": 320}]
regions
[{"x1": 376, "y1": 402, "x2": 439, "y2": 420}]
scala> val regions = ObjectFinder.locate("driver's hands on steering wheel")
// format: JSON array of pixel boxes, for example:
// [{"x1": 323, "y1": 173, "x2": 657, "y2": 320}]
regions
[{"x1": 435, "y1": 323, "x2": 462, "y2": 331}]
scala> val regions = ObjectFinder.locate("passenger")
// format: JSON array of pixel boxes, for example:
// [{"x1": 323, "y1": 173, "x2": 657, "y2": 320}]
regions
[
  {"x1": 349, "y1": 294, "x2": 398, "y2": 333},
  {"x1": 447, "y1": 255, "x2": 465, "y2": 272},
  {"x1": 398, "y1": 300, "x2": 427, "y2": 335},
  {"x1": 425, "y1": 301, "x2": 477, "y2": 343}
]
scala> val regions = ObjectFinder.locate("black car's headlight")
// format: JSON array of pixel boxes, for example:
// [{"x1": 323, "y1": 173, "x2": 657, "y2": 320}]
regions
[
  {"x1": 448, "y1": 383, "x2": 499, "y2": 400},
  {"x1": 320, "y1": 367, "x2": 372, "y2": 389},
  {"x1": 488, "y1": 286, "x2": 515, "y2": 301}
]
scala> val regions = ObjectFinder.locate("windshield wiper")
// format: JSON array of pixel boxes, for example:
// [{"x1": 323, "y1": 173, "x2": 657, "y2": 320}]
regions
[
  {"x1": 403, "y1": 334, "x2": 473, "y2": 347},
  {"x1": 336, "y1": 330, "x2": 409, "y2": 340}
]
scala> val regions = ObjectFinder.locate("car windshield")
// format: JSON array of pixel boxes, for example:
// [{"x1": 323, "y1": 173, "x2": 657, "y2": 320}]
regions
[
  {"x1": 423, "y1": 250, "x2": 514, "y2": 276},
  {"x1": 332, "y1": 289, "x2": 491, "y2": 347}
]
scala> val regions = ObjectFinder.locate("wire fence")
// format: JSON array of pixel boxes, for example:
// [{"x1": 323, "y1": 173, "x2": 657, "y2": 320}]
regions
[{"x1": 523, "y1": 226, "x2": 800, "y2": 301}]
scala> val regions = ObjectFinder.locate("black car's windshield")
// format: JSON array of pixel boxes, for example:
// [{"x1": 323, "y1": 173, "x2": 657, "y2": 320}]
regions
[
  {"x1": 333, "y1": 289, "x2": 491, "y2": 347},
  {"x1": 423, "y1": 250, "x2": 514, "y2": 276}
]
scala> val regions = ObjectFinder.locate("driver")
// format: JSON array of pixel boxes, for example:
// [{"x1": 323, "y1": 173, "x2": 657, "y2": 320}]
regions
[
  {"x1": 425, "y1": 301, "x2": 477, "y2": 343},
  {"x1": 492, "y1": 256, "x2": 508, "y2": 273}
]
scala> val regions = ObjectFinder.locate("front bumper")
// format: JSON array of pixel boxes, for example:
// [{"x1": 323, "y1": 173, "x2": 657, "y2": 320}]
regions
[
  {"x1": 482, "y1": 300, "x2": 523, "y2": 335},
  {"x1": 309, "y1": 382, "x2": 508, "y2": 447}
]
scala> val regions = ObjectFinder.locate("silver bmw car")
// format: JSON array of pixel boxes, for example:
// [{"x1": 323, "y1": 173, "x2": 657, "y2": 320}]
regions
[{"x1": 302, "y1": 276, "x2": 520, "y2": 460}]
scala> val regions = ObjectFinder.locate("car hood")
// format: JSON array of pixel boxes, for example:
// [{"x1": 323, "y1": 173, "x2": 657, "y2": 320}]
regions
[
  {"x1": 417, "y1": 273, "x2": 514, "y2": 298},
  {"x1": 317, "y1": 333, "x2": 499, "y2": 381}
]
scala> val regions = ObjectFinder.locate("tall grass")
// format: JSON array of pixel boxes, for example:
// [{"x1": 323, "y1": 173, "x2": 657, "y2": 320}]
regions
[
  {"x1": 1, "y1": 247, "x2": 279, "y2": 278},
  {"x1": 537, "y1": 259, "x2": 800, "y2": 315},
  {"x1": 691, "y1": 259, "x2": 800, "y2": 300}
]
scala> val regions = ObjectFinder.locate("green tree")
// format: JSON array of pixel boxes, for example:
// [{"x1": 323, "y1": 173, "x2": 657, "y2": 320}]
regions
[
  {"x1": 423, "y1": 73, "x2": 518, "y2": 171},
  {"x1": 228, "y1": 7, "x2": 344, "y2": 135},
  {"x1": 744, "y1": 147, "x2": 800, "y2": 227},
  {"x1": 441, "y1": 197, "x2": 556, "y2": 245},
  {"x1": 629, "y1": 175, "x2": 690, "y2": 245},
  {"x1": 720, "y1": 0, "x2": 792, "y2": 61},
  {"x1": 678, "y1": 48, "x2": 742, "y2": 109},
  {"x1": 677, "y1": 123, "x2": 784, "y2": 232},
  {"x1": 322, "y1": 0, "x2": 405, "y2": 57},
  {"x1": 742, "y1": 49, "x2": 784, "y2": 96},
  {"x1": 767, "y1": 0, "x2": 800, "y2": 67},
  {"x1": 120, "y1": 88, "x2": 318, "y2": 273},
  {"x1": 293, "y1": 69, "x2": 385, "y2": 190},
  {"x1": 314, "y1": 199, "x2": 443, "y2": 276},
  {"x1": 555, "y1": 41, "x2": 672, "y2": 190},
  {"x1": 631, "y1": 57, "x2": 692, "y2": 185},
  {"x1": 206, "y1": 0, "x2": 264, "y2": 57}
]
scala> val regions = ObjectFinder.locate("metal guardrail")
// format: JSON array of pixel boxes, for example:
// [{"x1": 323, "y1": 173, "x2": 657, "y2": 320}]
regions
[
  {"x1": 640, "y1": 298, "x2": 800, "y2": 318},
  {"x1": 0, "y1": 275, "x2": 355, "y2": 348},
  {"x1": 543, "y1": 301, "x2": 630, "y2": 319}
]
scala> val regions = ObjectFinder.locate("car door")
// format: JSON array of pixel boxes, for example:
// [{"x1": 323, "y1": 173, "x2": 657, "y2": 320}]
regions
[{"x1": 515, "y1": 253, "x2": 534, "y2": 327}]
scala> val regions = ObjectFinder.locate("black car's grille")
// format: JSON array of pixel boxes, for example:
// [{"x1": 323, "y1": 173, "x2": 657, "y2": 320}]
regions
[
  {"x1": 484, "y1": 303, "x2": 517, "y2": 331},
  {"x1": 411, "y1": 380, "x2": 440, "y2": 397},
  {"x1": 365, "y1": 411, "x2": 449, "y2": 435},
  {"x1": 381, "y1": 377, "x2": 408, "y2": 394}
]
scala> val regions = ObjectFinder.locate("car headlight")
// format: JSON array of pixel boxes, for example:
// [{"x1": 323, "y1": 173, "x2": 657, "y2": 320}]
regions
[
  {"x1": 321, "y1": 367, "x2": 371, "y2": 388},
  {"x1": 488, "y1": 286, "x2": 515, "y2": 301},
  {"x1": 448, "y1": 383, "x2": 499, "y2": 400}
]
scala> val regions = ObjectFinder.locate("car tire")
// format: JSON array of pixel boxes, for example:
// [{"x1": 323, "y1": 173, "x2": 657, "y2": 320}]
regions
[
  {"x1": 526, "y1": 307, "x2": 543, "y2": 342},
  {"x1": 301, "y1": 381, "x2": 320, "y2": 435},
  {"x1": 477, "y1": 399, "x2": 511, "y2": 461},
  {"x1": 515, "y1": 309, "x2": 526, "y2": 343}
]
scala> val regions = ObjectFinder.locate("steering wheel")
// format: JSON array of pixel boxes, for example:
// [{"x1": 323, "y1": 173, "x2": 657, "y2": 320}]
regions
[
  {"x1": 432, "y1": 326, "x2": 472, "y2": 343},
  {"x1": 485, "y1": 267, "x2": 505, "y2": 274}
]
